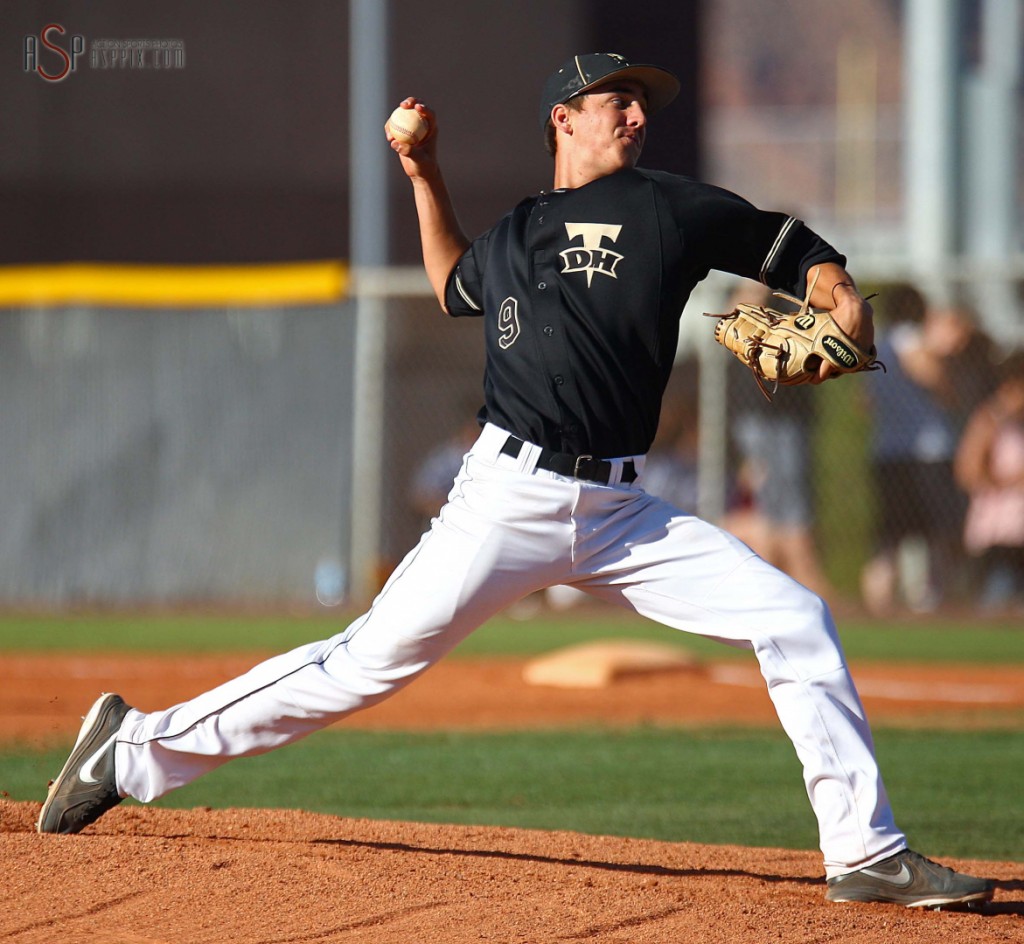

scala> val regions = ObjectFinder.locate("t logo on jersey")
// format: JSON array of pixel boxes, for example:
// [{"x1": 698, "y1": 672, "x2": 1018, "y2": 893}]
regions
[{"x1": 560, "y1": 223, "x2": 624, "y2": 286}]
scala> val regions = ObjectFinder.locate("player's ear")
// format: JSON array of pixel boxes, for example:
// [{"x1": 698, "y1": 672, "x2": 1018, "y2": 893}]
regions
[{"x1": 551, "y1": 103, "x2": 573, "y2": 135}]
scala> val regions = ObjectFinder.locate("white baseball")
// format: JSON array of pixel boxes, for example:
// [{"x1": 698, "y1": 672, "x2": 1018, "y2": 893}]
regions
[{"x1": 387, "y1": 106, "x2": 429, "y2": 146}]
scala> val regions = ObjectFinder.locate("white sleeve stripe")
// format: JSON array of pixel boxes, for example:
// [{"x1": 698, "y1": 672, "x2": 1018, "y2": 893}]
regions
[
  {"x1": 454, "y1": 270, "x2": 482, "y2": 311},
  {"x1": 759, "y1": 216, "x2": 797, "y2": 284}
]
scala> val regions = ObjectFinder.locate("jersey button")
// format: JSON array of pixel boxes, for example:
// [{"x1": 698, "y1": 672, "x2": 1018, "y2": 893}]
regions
[
  {"x1": 543, "y1": 325, "x2": 554, "y2": 336},
  {"x1": 553, "y1": 375, "x2": 564, "y2": 385},
  {"x1": 537, "y1": 281, "x2": 547, "y2": 290}
]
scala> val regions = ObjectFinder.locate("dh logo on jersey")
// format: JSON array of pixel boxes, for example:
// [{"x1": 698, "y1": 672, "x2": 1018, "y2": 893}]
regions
[
  {"x1": 560, "y1": 223, "x2": 624, "y2": 287},
  {"x1": 23, "y1": 24, "x2": 85, "y2": 82}
]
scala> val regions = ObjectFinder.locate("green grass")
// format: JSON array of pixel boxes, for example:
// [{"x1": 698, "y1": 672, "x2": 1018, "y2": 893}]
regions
[
  {"x1": 455, "y1": 614, "x2": 1024, "y2": 664},
  {"x1": 4, "y1": 610, "x2": 1020, "y2": 862},
  {"x1": 0, "y1": 610, "x2": 1021, "y2": 664},
  {"x1": 4, "y1": 608, "x2": 1020, "y2": 862},
  {"x1": 5, "y1": 726, "x2": 1021, "y2": 861},
  {"x1": 0, "y1": 612, "x2": 340, "y2": 653}
]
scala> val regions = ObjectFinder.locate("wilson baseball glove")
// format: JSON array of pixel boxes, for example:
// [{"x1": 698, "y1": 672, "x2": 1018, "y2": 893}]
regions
[{"x1": 707, "y1": 273, "x2": 883, "y2": 400}]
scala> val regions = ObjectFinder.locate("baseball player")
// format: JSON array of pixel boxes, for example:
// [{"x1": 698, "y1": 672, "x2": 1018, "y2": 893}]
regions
[{"x1": 39, "y1": 53, "x2": 992, "y2": 910}]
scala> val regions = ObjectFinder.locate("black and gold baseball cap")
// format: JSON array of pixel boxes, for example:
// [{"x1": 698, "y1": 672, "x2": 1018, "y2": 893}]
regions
[{"x1": 538, "y1": 53, "x2": 680, "y2": 129}]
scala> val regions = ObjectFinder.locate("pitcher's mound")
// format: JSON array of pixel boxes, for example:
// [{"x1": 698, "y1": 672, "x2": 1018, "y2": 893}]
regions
[
  {"x1": 6, "y1": 801, "x2": 1018, "y2": 944},
  {"x1": 523, "y1": 639, "x2": 700, "y2": 689}
]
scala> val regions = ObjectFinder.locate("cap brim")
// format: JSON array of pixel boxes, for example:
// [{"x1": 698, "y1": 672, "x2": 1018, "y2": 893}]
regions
[{"x1": 566, "y1": 64, "x2": 680, "y2": 116}]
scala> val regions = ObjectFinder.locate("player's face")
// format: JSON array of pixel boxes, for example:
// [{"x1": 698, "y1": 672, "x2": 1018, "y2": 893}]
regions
[{"x1": 573, "y1": 81, "x2": 648, "y2": 171}]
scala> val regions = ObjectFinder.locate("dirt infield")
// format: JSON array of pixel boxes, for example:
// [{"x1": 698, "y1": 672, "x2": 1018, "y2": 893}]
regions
[
  {"x1": 4, "y1": 652, "x2": 1024, "y2": 942},
  {"x1": 5, "y1": 651, "x2": 1024, "y2": 745}
]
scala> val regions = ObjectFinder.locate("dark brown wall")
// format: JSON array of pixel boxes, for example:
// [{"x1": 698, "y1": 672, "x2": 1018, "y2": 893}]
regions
[{"x1": 2, "y1": 1, "x2": 700, "y2": 265}]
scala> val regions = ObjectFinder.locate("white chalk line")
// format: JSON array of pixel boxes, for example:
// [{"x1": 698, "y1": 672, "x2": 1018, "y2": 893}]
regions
[{"x1": 707, "y1": 665, "x2": 1022, "y2": 705}]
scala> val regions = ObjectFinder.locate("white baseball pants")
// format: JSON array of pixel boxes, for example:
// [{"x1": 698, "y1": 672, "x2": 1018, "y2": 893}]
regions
[{"x1": 115, "y1": 422, "x2": 906, "y2": 876}]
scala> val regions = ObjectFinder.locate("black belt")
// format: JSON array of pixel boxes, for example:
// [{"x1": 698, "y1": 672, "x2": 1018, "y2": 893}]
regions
[{"x1": 500, "y1": 435, "x2": 638, "y2": 485}]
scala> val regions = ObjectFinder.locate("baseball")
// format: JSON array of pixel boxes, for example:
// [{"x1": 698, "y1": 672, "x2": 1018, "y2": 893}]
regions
[{"x1": 387, "y1": 106, "x2": 429, "y2": 146}]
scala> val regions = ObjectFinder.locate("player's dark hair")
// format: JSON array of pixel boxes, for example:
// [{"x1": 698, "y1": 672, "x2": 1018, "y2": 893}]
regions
[{"x1": 543, "y1": 95, "x2": 586, "y2": 157}]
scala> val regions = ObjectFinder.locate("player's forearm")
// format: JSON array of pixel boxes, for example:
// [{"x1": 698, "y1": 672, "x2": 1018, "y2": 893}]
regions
[{"x1": 411, "y1": 174, "x2": 470, "y2": 308}]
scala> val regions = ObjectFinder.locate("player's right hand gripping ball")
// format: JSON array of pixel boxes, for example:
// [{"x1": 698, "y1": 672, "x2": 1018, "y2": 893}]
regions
[
  {"x1": 387, "y1": 106, "x2": 429, "y2": 146},
  {"x1": 707, "y1": 278, "x2": 883, "y2": 400}
]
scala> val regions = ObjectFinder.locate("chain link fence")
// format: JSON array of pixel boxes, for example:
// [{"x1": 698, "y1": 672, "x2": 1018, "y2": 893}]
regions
[
  {"x1": 0, "y1": 271, "x2": 1019, "y2": 614},
  {"x1": 0, "y1": 305, "x2": 356, "y2": 608},
  {"x1": 679, "y1": 274, "x2": 1018, "y2": 615}
]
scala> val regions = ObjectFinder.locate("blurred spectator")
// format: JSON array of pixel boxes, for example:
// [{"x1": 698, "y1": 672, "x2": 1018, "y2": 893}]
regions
[
  {"x1": 716, "y1": 281, "x2": 837, "y2": 601},
  {"x1": 954, "y1": 352, "x2": 1024, "y2": 613},
  {"x1": 643, "y1": 363, "x2": 701, "y2": 514},
  {"x1": 408, "y1": 416, "x2": 479, "y2": 522},
  {"x1": 643, "y1": 424, "x2": 700, "y2": 514},
  {"x1": 899, "y1": 302, "x2": 995, "y2": 427},
  {"x1": 860, "y1": 287, "x2": 995, "y2": 614}
]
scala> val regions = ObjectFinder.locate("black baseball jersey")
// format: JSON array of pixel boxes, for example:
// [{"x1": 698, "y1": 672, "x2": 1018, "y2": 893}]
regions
[{"x1": 444, "y1": 168, "x2": 843, "y2": 458}]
